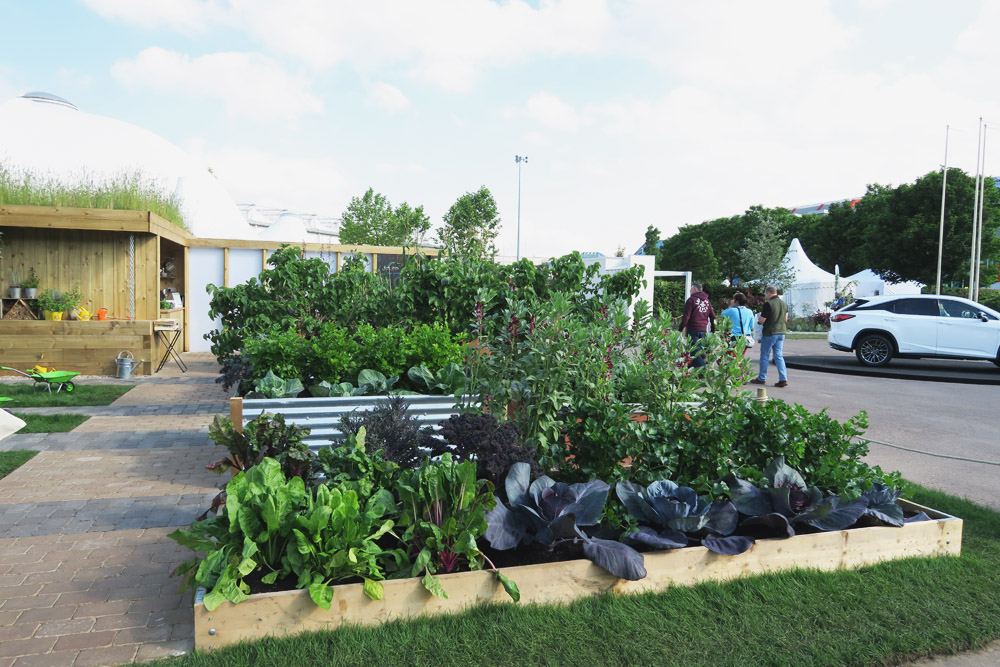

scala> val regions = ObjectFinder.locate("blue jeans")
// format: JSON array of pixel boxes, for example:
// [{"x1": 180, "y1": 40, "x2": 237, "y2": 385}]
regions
[
  {"x1": 688, "y1": 330, "x2": 708, "y2": 368},
  {"x1": 758, "y1": 334, "x2": 787, "y2": 382}
]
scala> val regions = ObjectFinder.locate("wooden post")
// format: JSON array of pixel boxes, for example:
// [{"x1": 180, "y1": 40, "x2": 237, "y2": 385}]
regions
[
  {"x1": 223, "y1": 247, "x2": 230, "y2": 287},
  {"x1": 230, "y1": 397, "x2": 244, "y2": 433},
  {"x1": 371, "y1": 253, "x2": 378, "y2": 274},
  {"x1": 183, "y1": 246, "x2": 190, "y2": 352}
]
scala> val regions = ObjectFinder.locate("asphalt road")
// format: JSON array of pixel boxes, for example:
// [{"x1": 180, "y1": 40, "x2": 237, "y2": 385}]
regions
[{"x1": 761, "y1": 338, "x2": 999, "y2": 511}]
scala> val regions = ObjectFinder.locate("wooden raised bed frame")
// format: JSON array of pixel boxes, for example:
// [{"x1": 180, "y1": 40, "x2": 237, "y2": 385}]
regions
[{"x1": 193, "y1": 499, "x2": 961, "y2": 650}]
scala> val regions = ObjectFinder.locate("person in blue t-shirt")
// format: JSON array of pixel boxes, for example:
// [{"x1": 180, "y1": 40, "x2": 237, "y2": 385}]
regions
[{"x1": 720, "y1": 292, "x2": 755, "y2": 352}]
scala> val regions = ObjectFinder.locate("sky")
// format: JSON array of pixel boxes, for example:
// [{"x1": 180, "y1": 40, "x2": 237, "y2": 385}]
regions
[{"x1": 0, "y1": 0, "x2": 997, "y2": 258}]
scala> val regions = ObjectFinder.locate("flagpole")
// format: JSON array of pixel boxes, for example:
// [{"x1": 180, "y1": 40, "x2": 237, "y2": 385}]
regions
[
  {"x1": 974, "y1": 125, "x2": 988, "y2": 301},
  {"x1": 936, "y1": 125, "x2": 949, "y2": 295},
  {"x1": 969, "y1": 118, "x2": 983, "y2": 298}
]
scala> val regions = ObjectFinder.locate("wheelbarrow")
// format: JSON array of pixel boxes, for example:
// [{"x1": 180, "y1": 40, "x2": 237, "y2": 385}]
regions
[{"x1": 1, "y1": 366, "x2": 80, "y2": 393}]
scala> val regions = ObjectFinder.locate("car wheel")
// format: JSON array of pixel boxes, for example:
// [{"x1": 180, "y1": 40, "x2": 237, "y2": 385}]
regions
[{"x1": 855, "y1": 334, "x2": 893, "y2": 367}]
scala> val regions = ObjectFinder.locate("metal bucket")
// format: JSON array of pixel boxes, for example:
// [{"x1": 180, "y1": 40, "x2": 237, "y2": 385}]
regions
[{"x1": 115, "y1": 351, "x2": 136, "y2": 379}]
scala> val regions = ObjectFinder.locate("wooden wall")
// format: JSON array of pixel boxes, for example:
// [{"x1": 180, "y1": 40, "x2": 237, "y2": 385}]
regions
[
  {"x1": 0, "y1": 320, "x2": 155, "y2": 375},
  {"x1": 1, "y1": 227, "x2": 159, "y2": 321}
]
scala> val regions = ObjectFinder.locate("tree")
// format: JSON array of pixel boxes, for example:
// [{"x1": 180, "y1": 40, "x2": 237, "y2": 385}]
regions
[
  {"x1": 843, "y1": 169, "x2": 999, "y2": 285},
  {"x1": 437, "y1": 186, "x2": 501, "y2": 260},
  {"x1": 739, "y1": 207, "x2": 795, "y2": 290},
  {"x1": 642, "y1": 225, "x2": 660, "y2": 258},
  {"x1": 659, "y1": 235, "x2": 719, "y2": 282},
  {"x1": 338, "y1": 188, "x2": 431, "y2": 247}
]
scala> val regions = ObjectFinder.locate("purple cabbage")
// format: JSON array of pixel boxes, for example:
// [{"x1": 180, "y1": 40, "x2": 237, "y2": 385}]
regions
[
  {"x1": 616, "y1": 479, "x2": 752, "y2": 556},
  {"x1": 485, "y1": 463, "x2": 646, "y2": 581}
]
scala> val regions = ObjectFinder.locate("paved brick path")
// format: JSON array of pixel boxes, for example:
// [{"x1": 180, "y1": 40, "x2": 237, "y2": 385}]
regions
[{"x1": 0, "y1": 353, "x2": 230, "y2": 666}]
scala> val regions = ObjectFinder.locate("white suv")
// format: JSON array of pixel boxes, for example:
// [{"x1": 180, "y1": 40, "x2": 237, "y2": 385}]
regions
[{"x1": 828, "y1": 294, "x2": 1000, "y2": 368}]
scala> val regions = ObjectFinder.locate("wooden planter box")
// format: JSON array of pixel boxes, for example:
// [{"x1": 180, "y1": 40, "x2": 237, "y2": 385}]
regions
[{"x1": 193, "y1": 499, "x2": 961, "y2": 651}]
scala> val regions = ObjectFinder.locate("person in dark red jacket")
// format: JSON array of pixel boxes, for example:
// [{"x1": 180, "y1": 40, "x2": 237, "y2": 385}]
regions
[{"x1": 679, "y1": 283, "x2": 716, "y2": 368}]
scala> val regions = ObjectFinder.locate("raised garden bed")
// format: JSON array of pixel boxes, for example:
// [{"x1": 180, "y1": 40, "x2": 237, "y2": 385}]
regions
[{"x1": 193, "y1": 498, "x2": 961, "y2": 651}]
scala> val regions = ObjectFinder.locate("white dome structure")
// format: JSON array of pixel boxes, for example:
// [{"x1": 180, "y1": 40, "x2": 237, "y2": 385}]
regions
[
  {"x1": 0, "y1": 92, "x2": 256, "y2": 240},
  {"x1": 257, "y1": 212, "x2": 310, "y2": 243}
]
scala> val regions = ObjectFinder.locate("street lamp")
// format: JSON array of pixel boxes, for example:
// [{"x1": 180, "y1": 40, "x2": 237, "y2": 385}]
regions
[{"x1": 515, "y1": 155, "x2": 528, "y2": 260}]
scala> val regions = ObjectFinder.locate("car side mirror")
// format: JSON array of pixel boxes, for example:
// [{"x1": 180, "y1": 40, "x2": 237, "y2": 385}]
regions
[{"x1": 980, "y1": 312, "x2": 989, "y2": 322}]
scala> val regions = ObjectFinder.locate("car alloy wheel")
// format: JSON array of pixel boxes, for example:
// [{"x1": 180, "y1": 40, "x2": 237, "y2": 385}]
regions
[{"x1": 856, "y1": 334, "x2": 893, "y2": 367}]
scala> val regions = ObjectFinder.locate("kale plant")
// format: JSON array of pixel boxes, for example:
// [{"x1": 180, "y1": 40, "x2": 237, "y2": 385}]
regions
[
  {"x1": 435, "y1": 412, "x2": 542, "y2": 497},
  {"x1": 339, "y1": 396, "x2": 442, "y2": 469}
]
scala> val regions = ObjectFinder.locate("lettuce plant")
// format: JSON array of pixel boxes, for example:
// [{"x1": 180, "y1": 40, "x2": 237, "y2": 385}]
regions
[
  {"x1": 616, "y1": 480, "x2": 752, "y2": 556},
  {"x1": 722, "y1": 457, "x2": 870, "y2": 538},
  {"x1": 485, "y1": 463, "x2": 646, "y2": 581}
]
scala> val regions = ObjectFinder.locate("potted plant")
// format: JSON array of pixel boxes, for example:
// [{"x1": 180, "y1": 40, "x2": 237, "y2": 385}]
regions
[
  {"x1": 8, "y1": 269, "x2": 21, "y2": 299},
  {"x1": 37, "y1": 289, "x2": 64, "y2": 320},
  {"x1": 62, "y1": 286, "x2": 84, "y2": 320},
  {"x1": 22, "y1": 268, "x2": 39, "y2": 299}
]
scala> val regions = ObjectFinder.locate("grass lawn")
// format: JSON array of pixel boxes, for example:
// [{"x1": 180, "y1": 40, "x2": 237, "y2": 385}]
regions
[
  {"x1": 0, "y1": 383, "x2": 133, "y2": 408},
  {"x1": 0, "y1": 450, "x2": 38, "y2": 479},
  {"x1": 149, "y1": 484, "x2": 1000, "y2": 667},
  {"x1": 11, "y1": 413, "x2": 89, "y2": 433}
]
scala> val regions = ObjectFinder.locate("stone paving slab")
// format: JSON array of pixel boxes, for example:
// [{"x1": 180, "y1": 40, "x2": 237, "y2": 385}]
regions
[
  {"x1": 71, "y1": 415, "x2": 215, "y2": 433},
  {"x1": 0, "y1": 431, "x2": 214, "y2": 452},
  {"x1": 0, "y1": 447, "x2": 220, "y2": 504},
  {"x1": 0, "y1": 528, "x2": 195, "y2": 665},
  {"x1": 10, "y1": 405, "x2": 226, "y2": 418},
  {"x1": 110, "y1": 383, "x2": 231, "y2": 407},
  {"x1": 0, "y1": 494, "x2": 215, "y2": 538}
]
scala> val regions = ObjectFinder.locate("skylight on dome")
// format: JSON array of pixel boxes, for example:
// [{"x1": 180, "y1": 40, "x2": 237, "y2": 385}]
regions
[{"x1": 20, "y1": 91, "x2": 78, "y2": 110}]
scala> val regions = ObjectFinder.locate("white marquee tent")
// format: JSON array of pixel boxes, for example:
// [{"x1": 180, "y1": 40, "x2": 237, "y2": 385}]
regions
[
  {"x1": 843, "y1": 269, "x2": 923, "y2": 298},
  {"x1": 781, "y1": 238, "x2": 838, "y2": 316}
]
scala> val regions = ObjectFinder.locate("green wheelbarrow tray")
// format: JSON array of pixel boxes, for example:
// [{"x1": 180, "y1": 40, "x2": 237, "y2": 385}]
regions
[{"x1": 0, "y1": 366, "x2": 80, "y2": 393}]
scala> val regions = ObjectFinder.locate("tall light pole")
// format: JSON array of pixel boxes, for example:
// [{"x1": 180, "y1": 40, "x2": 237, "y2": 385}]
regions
[
  {"x1": 935, "y1": 125, "x2": 949, "y2": 295},
  {"x1": 515, "y1": 155, "x2": 528, "y2": 261}
]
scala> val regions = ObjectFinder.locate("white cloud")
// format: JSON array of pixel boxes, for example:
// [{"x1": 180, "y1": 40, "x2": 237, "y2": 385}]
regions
[
  {"x1": 524, "y1": 92, "x2": 588, "y2": 132},
  {"x1": 235, "y1": 0, "x2": 612, "y2": 90},
  {"x1": 85, "y1": 0, "x2": 613, "y2": 91},
  {"x1": 111, "y1": 47, "x2": 323, "y2": 124},
  {"x1": 184, "y1": 139, "x2": 350, "y2": 218},
  {"x1": 82, "y1": 0, "x2": 228, "y2": 35},
  {"x1": 80, "y1": 0, "x2": 229, "y2": 35},
  {"x1": 366, "y1": 81, "x2": 411, "y2": 112},
  {"x1": 616, "y1": 1, "x2": 857, "y2": 89}
]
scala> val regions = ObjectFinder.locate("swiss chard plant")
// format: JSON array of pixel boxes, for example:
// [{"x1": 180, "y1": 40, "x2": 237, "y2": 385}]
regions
[
  {"x1": 396, "y1": 453, "x2": 519, "y2": 601},
  {"x1": 203, "y1": 413, "x2": 315, "y2": 518},
  {"x1": 616, "y1": 479, "x2": 752, "y2": 556},
  {"x1": 170, "y1": 458, "x2": 308, "y2": 611},
  {"x1": 721, "y1": 457, "x2": 871, "y2": 539},
  {"x1": 485, "y1": 463, "x2": 646, "y2": 581},
  {"x1": 286, "y1": 484, "x2": 405, "y2": 609}
]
